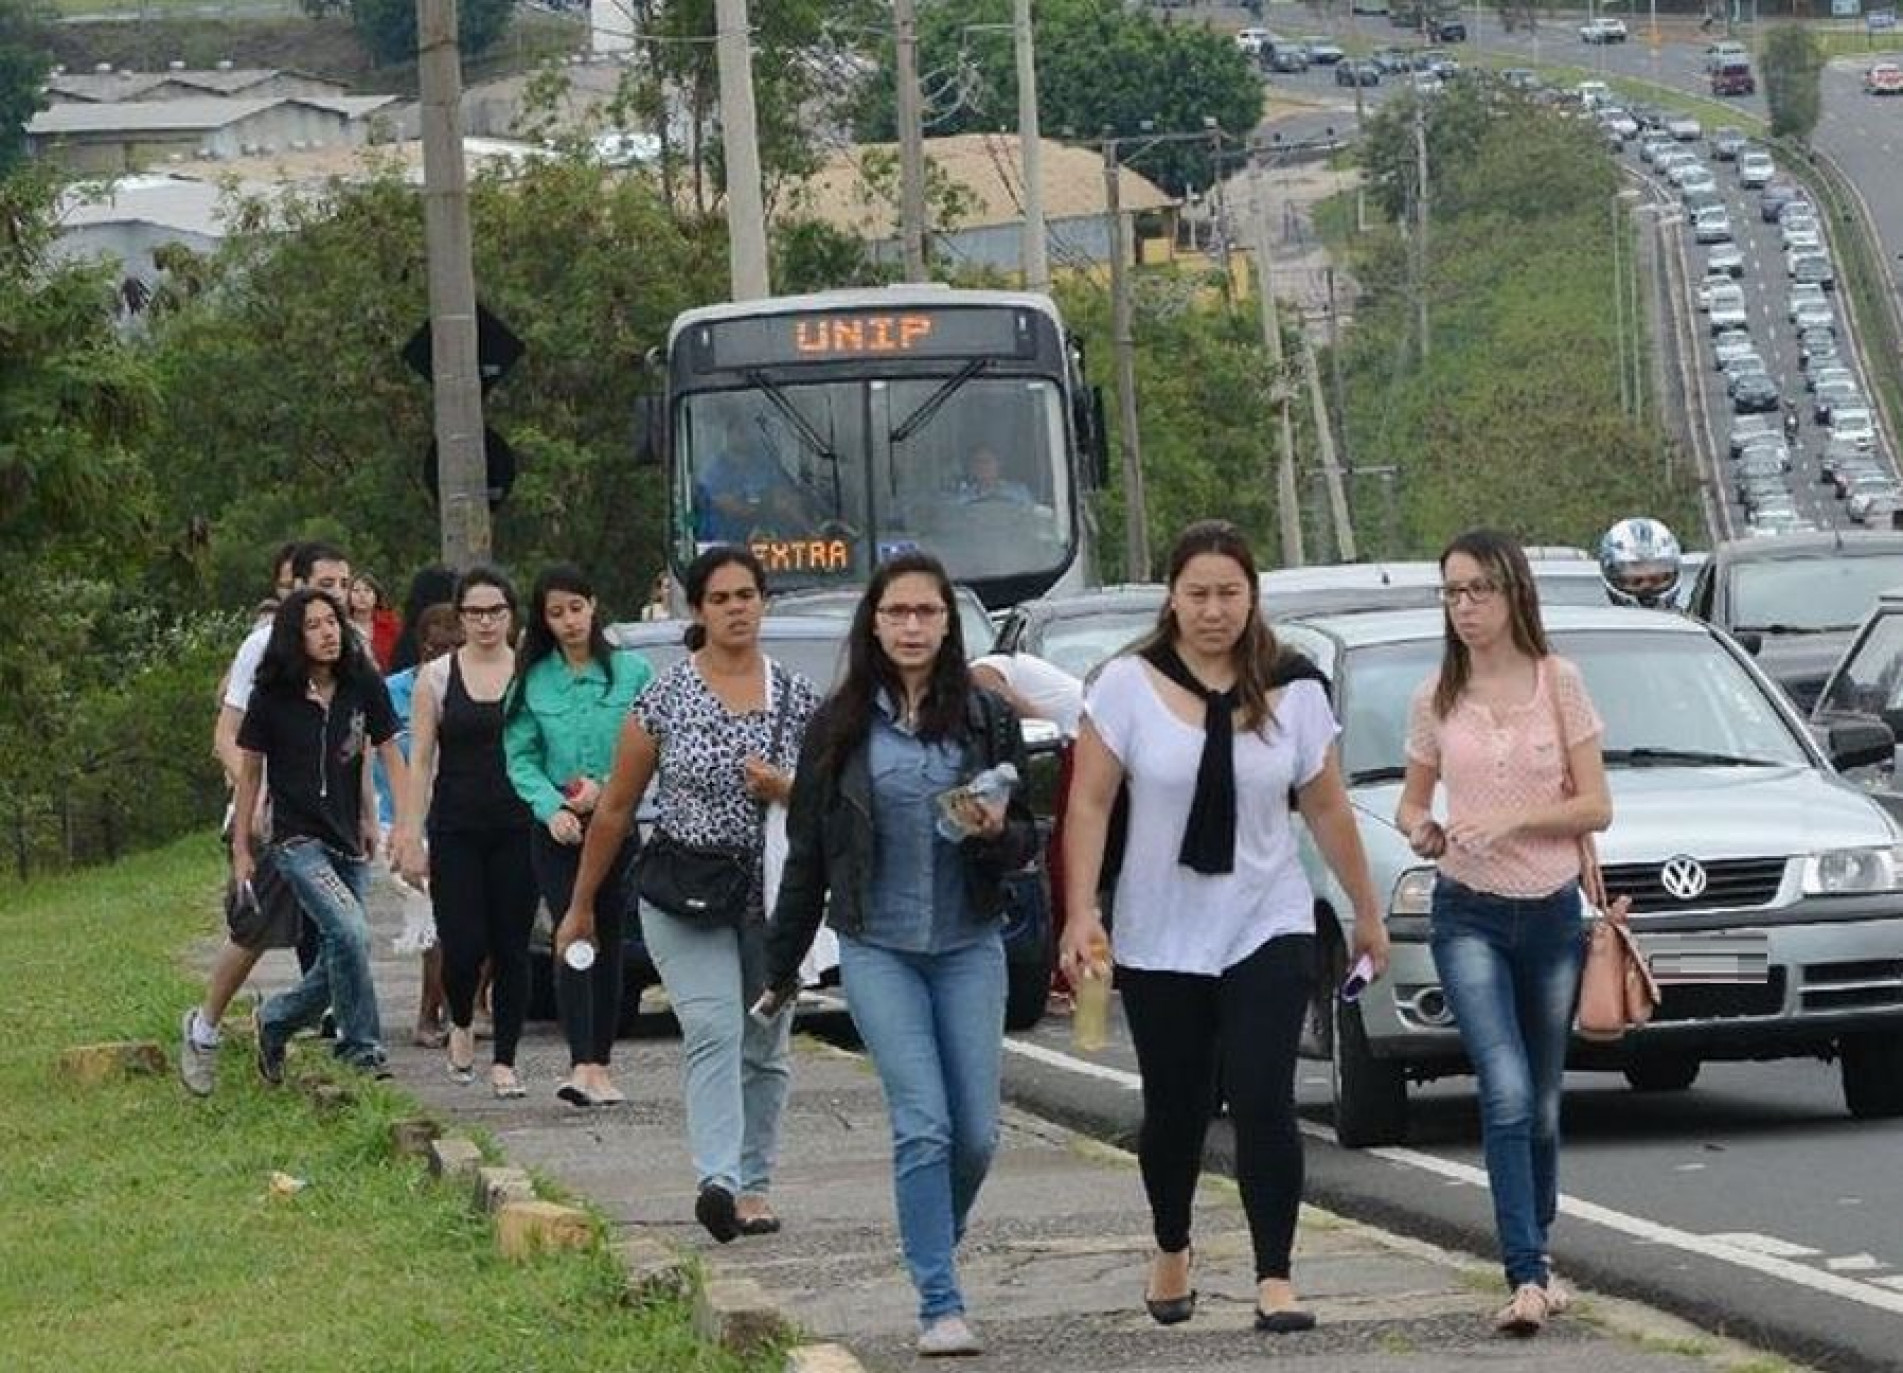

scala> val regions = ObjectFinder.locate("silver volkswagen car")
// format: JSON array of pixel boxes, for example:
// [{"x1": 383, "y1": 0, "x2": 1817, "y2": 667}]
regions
[{"x1": 1280, "y1": 603, "x2": 1903, "y2": 1146}]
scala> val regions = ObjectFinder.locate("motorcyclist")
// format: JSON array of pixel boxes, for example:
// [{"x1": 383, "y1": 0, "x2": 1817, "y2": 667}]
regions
[
  {"x1": 1782, "y1": 398, "x2": 1800, "y2": 443},
  {"x1": 1599, "y1": 517, "x2": 1684, "y2": 609}
]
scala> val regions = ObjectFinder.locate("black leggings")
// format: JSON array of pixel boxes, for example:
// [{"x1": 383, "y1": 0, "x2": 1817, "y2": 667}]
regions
[
  {"x1": 1117, "y1": 932, "x2": 1316, "y2": 1281},
  {"x1": 430, "y1": 825, "x2": 537, "y2": 1065},
  {"x1": 530, "y1": 828, "x2": 632, "y2": 1067}
]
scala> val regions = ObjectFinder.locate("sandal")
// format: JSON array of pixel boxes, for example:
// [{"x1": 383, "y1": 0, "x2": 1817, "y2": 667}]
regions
[
  {"x1": 735, "y1": 1197, "x2": 782, "y2": 1235},
  {"x1": 491, "y1": 1069, "x2": 526, "y2": 1099},
  {"x1": 445, "y1": 1027, "x2": 475, "y2": 1084}
]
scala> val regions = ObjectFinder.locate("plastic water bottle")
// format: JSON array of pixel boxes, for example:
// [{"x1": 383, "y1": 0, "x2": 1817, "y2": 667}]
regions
[
  {"x1": 1072, "y1": 933, "x2": 1114, "y2": 1053},
  {"x1": 934, "y1": 763, "x2": 1019, "y2": 841}
]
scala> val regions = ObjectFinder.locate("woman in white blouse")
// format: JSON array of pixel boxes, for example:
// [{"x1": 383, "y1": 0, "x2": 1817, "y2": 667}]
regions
[{"x1": 1061, "y1": 520, "x2": 1388, "y2": 1337}]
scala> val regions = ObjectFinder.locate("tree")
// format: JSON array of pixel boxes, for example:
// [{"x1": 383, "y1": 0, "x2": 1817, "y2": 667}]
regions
[
  {"x1": 0, "y1": 0, "x2": 55, "y2": 174},
  {"x1": 349, "y1": 0, "x2": 515, "y2": 66},
  {"x1": 1762, "y1": 24, "x2": 1823, "y2": 146},
  {"x1": 855, "y1": 0, "x2": 1261, "y2": 197}
]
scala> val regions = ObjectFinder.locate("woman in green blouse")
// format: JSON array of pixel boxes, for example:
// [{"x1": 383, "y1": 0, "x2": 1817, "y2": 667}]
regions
[{"x1": 504, "y1": 563, "x2": 653, "y2": 1106}]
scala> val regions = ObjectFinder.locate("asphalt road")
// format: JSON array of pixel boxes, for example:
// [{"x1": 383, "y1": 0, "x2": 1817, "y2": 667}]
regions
[{"x1": 991, "y1": 997, "x2": 1903, "y2": 1373}]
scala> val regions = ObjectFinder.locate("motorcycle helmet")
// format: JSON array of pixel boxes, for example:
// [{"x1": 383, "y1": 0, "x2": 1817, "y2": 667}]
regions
[{"x1": 1599, "y1": 517, "x2": 1683, "y2": 609}]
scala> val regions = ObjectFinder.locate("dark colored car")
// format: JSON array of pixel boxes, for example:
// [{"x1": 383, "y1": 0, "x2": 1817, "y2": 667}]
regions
[
  {"x1": 1430, "y1": 15, "x2": 1467, "y2": 41},
  {"x1": 1761, "y1": 179, "x2": 1805, "y2": 223},
  {"x1": 1730, "y1": 372, "x2": 1782, "y2": 414},
  {"x1": 523, "y1": 616, "x2": 1057, "y2": 1034},
  {"x1": 1335, "y1": 59, "x2": 1382, "y2": 87},
  {"x1": 1686, "y1": 531, "x2": 1903, "y2": 708}
]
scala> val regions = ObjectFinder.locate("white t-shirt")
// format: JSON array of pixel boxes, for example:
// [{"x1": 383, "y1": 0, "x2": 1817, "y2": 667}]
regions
[
  {"x1": 970, "y1": 652, "x2": 1085, "y2": 738},
  {"x1": 1085, "y1": 656, "x2": 1337, "y2": 975},
  {"x1": 222, "y1": 622, "x2": 271, "y2": 713}
]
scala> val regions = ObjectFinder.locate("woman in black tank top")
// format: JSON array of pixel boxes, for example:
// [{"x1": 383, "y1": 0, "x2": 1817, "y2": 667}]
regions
[{"x1": 395, "y1": 566, "x2": 537, "y2": 1096}]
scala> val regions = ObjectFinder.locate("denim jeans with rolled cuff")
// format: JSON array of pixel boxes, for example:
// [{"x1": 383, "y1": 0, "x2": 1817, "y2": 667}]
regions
[
  {"x1": 1429, "y1": 875, "x2": 1588, "y2": 1290},
  {"x1": 840, "y1": 932, "x2": 1005, "y2": 1324},
  {"x1": 258, "y1": 839, "x2": 382, "y2": 1068}
]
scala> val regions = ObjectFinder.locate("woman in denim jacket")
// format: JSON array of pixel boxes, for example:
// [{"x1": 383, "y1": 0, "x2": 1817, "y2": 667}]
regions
[{"x1": 760, "y1": 551, "x2": 1037, "y2": 1358}]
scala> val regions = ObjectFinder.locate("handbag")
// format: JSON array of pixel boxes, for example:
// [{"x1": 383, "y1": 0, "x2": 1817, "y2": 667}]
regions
[
  {"x1": 224, "y1": 844, "x2": 304, "y2": 951},
  {"x1": 1549, "y1": 671, "x2": 1661, "y2": 1040},
  {"x1": 636, "y1": 659, "x2": 794, "y2": 928}
]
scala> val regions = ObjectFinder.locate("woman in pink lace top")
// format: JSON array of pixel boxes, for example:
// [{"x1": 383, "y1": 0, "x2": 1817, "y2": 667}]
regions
[{"x1": 1394, "y1": 529, "x2": 1613, "y2": 1339}]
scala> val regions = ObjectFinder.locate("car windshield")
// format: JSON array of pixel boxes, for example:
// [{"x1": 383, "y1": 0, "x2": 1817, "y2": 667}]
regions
[
  {"x1": 1339, "y1": 629, "x2": 1808, "y2": 781},
  {"x1": 1730, "y1": 554, "x2": 1903, "y2": 632},
  {"x1": 1817, "y1": 610, "x2": 1903, "y2": 725},
  {"x1": 1035, "y1": 608, "x2": 1158, "y2": 678}
]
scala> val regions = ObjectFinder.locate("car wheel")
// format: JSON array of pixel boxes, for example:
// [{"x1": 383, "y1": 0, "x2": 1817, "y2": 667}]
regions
[
  {"x1": 1841, "y1": 1032, "x2": 1903, "y2": 1118},
  {"x1": 1330, "y1": 994, "x2": 1408, "y2": 1148},
  {"x1": 1623, "y1": 1053, "x2": 1700, "y2": 1092}
]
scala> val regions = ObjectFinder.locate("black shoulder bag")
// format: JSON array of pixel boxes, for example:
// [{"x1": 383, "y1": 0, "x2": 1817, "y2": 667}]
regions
[{"x1": 637, "y1": 662, "x2": 791, "y2": 927}]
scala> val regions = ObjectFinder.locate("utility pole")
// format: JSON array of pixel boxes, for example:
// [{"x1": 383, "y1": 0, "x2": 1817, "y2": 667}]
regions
[
  {"x1": 1302, "y1": 333, "x2": 1357, "y2": 561},
  {"x1": 1413, "y1": 99, "x2": 1431, "y2": 364},
  {"x1": 894, "y1": 0, "x2": 929, "y2": 281},
  {"x1": 1014, "y1": 0, "x2": 1049, "y2": 291},
  {"x1": 1253, "y1": 162, "x2": 1304, "y2": 568},
  {"x1": 714, "y1": 0, "x2": 769, "y2": 300},
  {"x1": 1103, "y1": 140, "x2": 1151, "y2": 581},
  {"x1": 417, "y1": 0, "x2": 490, "y2": 565}
]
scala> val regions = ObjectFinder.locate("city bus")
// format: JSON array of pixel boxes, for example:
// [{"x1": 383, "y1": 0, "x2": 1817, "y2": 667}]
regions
[{"x1": 640, "y1": 285, "x2": 1108, "y2": 610}]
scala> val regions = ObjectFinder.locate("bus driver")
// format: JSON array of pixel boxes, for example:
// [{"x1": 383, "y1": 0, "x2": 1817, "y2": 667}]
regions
[{"x1": 695, "y1": 411, "x2": 816, "y2": 544}]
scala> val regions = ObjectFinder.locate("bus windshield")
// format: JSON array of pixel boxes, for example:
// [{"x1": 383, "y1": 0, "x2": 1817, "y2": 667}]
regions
[{"x1": 677, "y1": 377, "x2": 1075, "y2": 587}]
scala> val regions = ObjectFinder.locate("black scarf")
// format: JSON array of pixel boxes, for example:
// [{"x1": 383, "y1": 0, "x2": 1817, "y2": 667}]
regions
[{"x1": 1141, "y1": 640, "x2": 1241, "y2": 875}]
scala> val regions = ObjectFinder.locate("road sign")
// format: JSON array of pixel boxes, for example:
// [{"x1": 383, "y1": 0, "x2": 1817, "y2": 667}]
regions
[
  {"x1": 1832, "y1": 0, "x2": 1858, "y2": 17},
  {"x1": 402, "y1": 303, "x2": 526, "y2": 393},
  {"x1": 421, "y1": 428, "x2": 518, "y2": 508},
  {"x1": 1871, "y1": 6, "x2": 1898, "y2": 28}
]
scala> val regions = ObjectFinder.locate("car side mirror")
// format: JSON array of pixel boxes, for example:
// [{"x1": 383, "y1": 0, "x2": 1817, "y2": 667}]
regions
[
  {"x1": 632, "y1": 395, "x2": 662, "y2": 467},
  {"x1": 1736, "y1": 630, "x2": 1763, "y2": 656},
  {"x1": 1828, "y1": 716, "x2": 1894, "y2": 772}
]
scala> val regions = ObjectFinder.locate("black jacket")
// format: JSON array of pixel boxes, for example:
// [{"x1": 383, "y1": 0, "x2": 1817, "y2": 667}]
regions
[{"x1": 765, "y1": 686, "x2": 1038, "y2": 992}]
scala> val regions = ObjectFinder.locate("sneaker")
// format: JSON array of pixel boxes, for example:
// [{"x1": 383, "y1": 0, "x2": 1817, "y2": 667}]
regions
[
  {"x1": 1494, "y1": 1282, "x2": 1549, "y2": 1336},
  {"x1": 694, "y1": 1183, "x2": 740, "y2": 1244},
  {"x1": 256, "y1": 1030, "x2": 286, "y2": 1087},
  {"x1": 177, "y1": 1009, "x2": 219, "y2": 1097},
  {"x1": 917, "y1": 1314, "x2": 983, "y2": 1357}
]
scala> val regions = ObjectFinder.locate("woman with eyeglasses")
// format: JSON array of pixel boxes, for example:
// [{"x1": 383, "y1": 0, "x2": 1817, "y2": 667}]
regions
[
  {"x1": 1060, "y1": 520, "x2": 1386, "y2": 1341},
  {"x1": 503, "y1": 563, "x2": 654, "y2": 1106},
  {"x1": 759, "y1": 551, "x2": 1037, "y2": 1358},
  {"x1": 561, "y1": 545, "x2": 820, "y2": 1244},
  {"x1": 394, "y1": 566, "x2": 536, "y2": 1096},
  {"x1": 1394, "y1": 529, "x2": 1612, "y2": 1337}
]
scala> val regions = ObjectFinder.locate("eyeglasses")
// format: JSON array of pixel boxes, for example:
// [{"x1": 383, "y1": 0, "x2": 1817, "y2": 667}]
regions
[
  {"x1": 1438, "y1": 579, "x2": 1503, "y2": 607},
  {"x1": 460, "y1": 604, "x2": 510, "y2": 622},
  {"x1": 876, "y1": 603, "x2": 948, "y2": 625}
]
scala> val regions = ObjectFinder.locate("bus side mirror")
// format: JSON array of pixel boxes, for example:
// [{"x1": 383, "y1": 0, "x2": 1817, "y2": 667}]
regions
[
  {"x1": 633, "y1": 395, "x2": 662, "y2": 467},
  {"x1": 1088, "y1": 386, "x2": 1110, "y2": 487}
]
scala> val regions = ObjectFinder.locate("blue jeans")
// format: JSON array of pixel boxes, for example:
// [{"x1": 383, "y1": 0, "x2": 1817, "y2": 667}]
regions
[
  {"x1": 1430, "y1": 876, "x2": 1588, "y2": 1289},
  {"x1": 639, "y1": 902, "x2": 793, "y2": 1196},
  {"x1": 841, "y1": 933, "x2": 1005, "y2": 1324},
  {"x1": 259, "y1": 839, "x2": 382, "y2": 1068}
]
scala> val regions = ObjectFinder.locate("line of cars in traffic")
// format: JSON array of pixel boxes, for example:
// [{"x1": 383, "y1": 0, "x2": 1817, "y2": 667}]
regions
[{"x1": 1234, "y1": 24, "x2": 1459, "y2": 93}]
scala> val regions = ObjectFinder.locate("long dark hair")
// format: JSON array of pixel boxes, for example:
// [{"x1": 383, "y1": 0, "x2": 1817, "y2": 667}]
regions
[
  {"x1": 389, "y1": 563, "x2": 458, "y2": 672},
  {"x1": 815, "y1": 552, "x2": 970, "y2": 776},
  {"x1": 681, "y1": 544, "x2": 768, "y2": 652},
  {"x1": 1432, "y1": 528, "x2": 1551, "y2": 719},
  {"x1": 506, "y1": 562, "x2": 615, "y2": 719},
  {"x1": 253, "y1": 589, "x2": 379, "y2": 698},
  {"x1": 1126, "y1": 520, "x2": 1282, "y2": 735}
]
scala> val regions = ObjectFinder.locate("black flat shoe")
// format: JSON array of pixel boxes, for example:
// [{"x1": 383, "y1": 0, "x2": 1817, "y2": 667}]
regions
[
  {"x1": 1144, "y1": 1247, "x2": 1196, "y2": 1326},
  {"x1": 695, "y1": 1183, "x2": 740, "y2": 1244},
  {"x1": 1254, "y1": 1307, "x2": 1317, "y2": 1333}
]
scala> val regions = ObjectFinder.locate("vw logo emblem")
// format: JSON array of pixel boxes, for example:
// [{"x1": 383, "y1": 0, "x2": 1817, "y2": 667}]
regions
[{"x1": 1660, "y1": 855, "x2": 1709, "y2": 902}]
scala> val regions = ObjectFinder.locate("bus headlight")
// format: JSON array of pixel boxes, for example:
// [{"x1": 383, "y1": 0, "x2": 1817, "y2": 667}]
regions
[{"x1": 1802, "y1": 844, "x2": 1903, "y2": 894}]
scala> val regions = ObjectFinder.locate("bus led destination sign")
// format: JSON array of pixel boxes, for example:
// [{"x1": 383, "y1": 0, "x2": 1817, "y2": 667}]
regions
[{"x1": 702, "y1": 307, "x2": 1031, "y2": 370}]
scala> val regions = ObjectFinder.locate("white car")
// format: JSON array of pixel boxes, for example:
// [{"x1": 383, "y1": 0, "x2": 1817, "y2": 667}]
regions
[
  {"x1": 1693, "y1": 207, "x2": 1733, "y2": 244},
  {"x1": 1738, "y1": 151, "x2": 1775, "y2": 188},
  {"x1": 1600, "y1": 107, "x2": 1641, "y2": 139},
  {"x1": 1665, "y1": 114, "x2": 1703, "y2": 141},
  {"x1": 1580, "y1": 16, "x2": 1628, "y2": 42},
  {"x1": 1235, "y1": 27, "x2": 1271, "y2": 55},
  {"x1": 1793, "y1": 299, "x2": 1838, "y2": 333},
  {"x1": 1576, "y1": 79, "x2": 1613, "y2": 108},
  {"x1": 1782, "y1": 223, "x2": 1822, "y2": 254},
  {"x1": 1707, "y1": 242, "x2": 1746, "y2": 276},
  {"x1": 1709, "y1": 288, "x2": 1749, "y2": 332},
  {"x1": 1697, "y1": 271, "x2": 1735, "y2": 311},
  {"x1": 1680, "y1": 168, "x2": 1719, "y2": 200},
  {"x1": 1787, "y1": 242, "x2": 1830, "y2": 276},
  {"x1": 1787, "y1": 283, "x2": 1828, "y2": 322},
  {"x1": 1833, "y1": 406, "x2": 1879, "y2": 449}
]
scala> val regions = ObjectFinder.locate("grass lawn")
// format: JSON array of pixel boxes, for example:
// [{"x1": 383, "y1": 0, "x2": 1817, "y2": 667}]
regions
[{"x1": 0, "y1": 835, "x2": 772, "y2": 1373}]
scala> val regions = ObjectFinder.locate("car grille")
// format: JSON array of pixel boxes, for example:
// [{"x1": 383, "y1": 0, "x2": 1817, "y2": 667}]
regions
[
  {"x1": 1653, "y1": 970, "x2": 1787, "y2": 1021},
  {"x1": 1602, "y1": 857, "x2": 1787, "y2": 912},
  {"x1": 1801, "y1": 959, "x2": 1903, "y2": 1012}
]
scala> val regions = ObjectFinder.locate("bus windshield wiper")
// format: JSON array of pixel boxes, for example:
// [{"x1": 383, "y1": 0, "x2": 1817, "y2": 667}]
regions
[
  {"x1": 889, "y1": 358, "x2": 989, "y2": 445},
  {"x1": 1602, "y1": 747, "x2": 1780, "y2": 768},
  {"x1": 742, "y1": 369, "x2": 839, "y2": 464},
  {"x1": 1730, "y1": 622, "x2": 1828, "y2": 635},
  {"x1": 1348, "y1": 765, "x2": 1408, "y2": 785}
]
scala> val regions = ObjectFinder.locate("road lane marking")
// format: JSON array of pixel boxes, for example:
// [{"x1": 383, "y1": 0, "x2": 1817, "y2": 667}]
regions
[
  {"x1": 1707, "y1": 1232, "x2": 1823, "y2": 1257},
  {"x1": 1827, "y1": 1253, "x2": 1884, "y2": 1272}
]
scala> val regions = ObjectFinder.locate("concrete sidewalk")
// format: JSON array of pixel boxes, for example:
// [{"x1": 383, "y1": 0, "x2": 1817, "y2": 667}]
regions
[{"x1": 243, "y1": 886, "x2": 1798, "y2": 1373}]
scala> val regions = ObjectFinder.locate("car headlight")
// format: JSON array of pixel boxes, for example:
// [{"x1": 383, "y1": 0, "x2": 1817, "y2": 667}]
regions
[
  {"x1": 1390, "y1": 866, "x2": 1438, "y2": 917},
  {"x1": 1802, "y1": 844, "x2": 1903, "y2": 894}
]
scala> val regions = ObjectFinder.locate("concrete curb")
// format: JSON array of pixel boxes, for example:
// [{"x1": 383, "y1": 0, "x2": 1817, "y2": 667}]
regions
[
  {"x1": 782, "y1": 1342, "x2": 869, "y2": 1373},
  {"x1": 59, "y1": 1040, "x2": 166, "y2": 1084}
]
